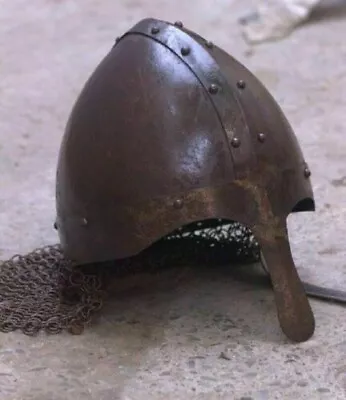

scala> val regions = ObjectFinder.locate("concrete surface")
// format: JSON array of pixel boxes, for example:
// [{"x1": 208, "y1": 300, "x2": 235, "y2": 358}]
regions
[{"x1": 1, "y1": 0, "x2": 346, "y2": 399}]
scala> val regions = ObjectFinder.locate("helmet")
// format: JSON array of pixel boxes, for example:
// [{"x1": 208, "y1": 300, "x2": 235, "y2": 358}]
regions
[{"x1": 55, "y1": 18, "x2": 315, "y2": 342}]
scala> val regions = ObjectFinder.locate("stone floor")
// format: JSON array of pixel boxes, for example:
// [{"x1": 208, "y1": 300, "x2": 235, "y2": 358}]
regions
[{"x1": 1, "y1": 0, "x2": 346, "y2": 399}]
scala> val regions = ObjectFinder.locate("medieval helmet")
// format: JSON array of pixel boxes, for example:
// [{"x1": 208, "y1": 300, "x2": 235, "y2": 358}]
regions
[{"x1": 55, "y1": 18, "x2": 315, "y2": 342}]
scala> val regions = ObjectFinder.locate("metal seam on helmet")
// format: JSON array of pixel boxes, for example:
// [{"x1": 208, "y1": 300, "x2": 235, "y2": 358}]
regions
[
  {"x1": 118, "y1": 32, "x2": 237, "y2": 169},
  {"x1": 120, "y1": 18, "x2": 252, "y2": 177}
]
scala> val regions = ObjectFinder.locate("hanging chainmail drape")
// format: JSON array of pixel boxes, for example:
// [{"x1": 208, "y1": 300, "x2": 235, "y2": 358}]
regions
[{"x1": 0, "y1": 219, "x2": 260, "y2": 336}]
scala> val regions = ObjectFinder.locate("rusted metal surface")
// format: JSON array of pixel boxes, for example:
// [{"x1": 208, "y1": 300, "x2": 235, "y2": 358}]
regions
[
  {"x1": 256, "y1": 226, "x2": 315, "y2": 343},
  {"x1": 55, "y1": 18, "x2": 315, "y2": 342}
]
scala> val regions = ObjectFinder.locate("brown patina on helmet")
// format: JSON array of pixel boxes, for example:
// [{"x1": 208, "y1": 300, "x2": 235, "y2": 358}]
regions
[{"x1": 55, "y1": 18, "x2": 315, "y2": 342}]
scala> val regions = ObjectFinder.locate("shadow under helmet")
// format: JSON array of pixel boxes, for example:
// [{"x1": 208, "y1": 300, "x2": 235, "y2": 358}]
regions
[{"x1": 55, "y1": 18, "x2": 315, "y2": 342}]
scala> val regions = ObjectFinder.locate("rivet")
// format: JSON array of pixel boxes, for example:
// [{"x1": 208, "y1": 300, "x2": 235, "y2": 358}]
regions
[
  {"x1": 173, "y1": 199, "x2": 184, "y2": 209},
  {"x1": 205, "y1": 41, "x2": 214, "y2": 48},
  {"x1": 258, "y1": 132, "x2": 266, "y2": 143},
  {"x1": 304, "y1": 167, "x2": 311, "y2": 178},
  {"x1": 231, "y1": 137, "x2": 241, "y2": 148},
  {"x1": 208, "y1": 84, "x2": 219, "y2": 94},
  {"x1": 115, "y1": 37, "x2": 120, "y2": 43},
  {"x1": 54, "y1": 222, "x2": 58, "y2": 230},
  {"x1": 181, "y1": 46, "x2": 190, "y2": 56},
  {"x1": 237, "y1": 80, "x2": 246, "y2": 89},
  {"x1": 81, "y1": 218, "x2": 88, "y2": 227},
  {"x1": 174, "y1": 21, "x2": 183, "y2": 28},
  {"x1": 151, "y1": 26, "x2": 160, "y2": 34}
]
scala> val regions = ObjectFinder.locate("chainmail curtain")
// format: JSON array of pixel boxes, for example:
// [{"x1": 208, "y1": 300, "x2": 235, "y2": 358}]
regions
[{"x1": 0, "y1": 220, "x2": 260, "y2": 336}]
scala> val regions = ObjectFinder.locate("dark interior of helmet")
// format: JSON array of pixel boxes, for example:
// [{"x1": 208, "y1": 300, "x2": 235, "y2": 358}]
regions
[
  {"x1": 162, "y1": 219, "x2": 260, "y2": 264},
  {"x1": 109, "y1": 219, "x2": 261, "y2": 275},
  {"x1": 292, "y1": 197, "x2": 315, "y2": 212}
]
